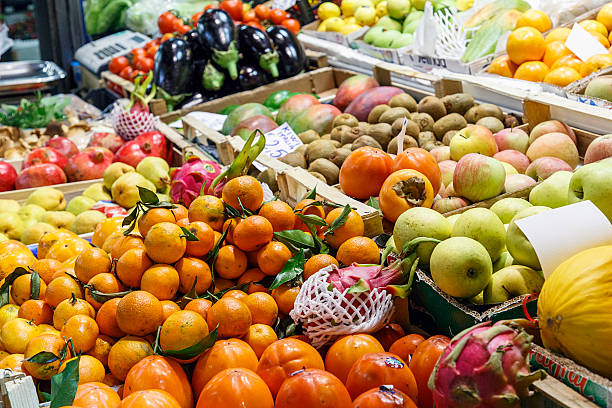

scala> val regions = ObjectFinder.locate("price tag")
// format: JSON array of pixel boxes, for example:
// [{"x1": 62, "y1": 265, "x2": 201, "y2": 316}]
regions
[
  {"x1": 565, "y1": 23, "x2": 609, "y2": 62},
  {"x1": 272, "y1": 0, "x2": 296, "y2": 10},
  {"x1": 170, "y1": 111, "x2": 227, "y2": 132},
  {"x1": 260, "y1": 122, "x2": 303, "y2": 159}
]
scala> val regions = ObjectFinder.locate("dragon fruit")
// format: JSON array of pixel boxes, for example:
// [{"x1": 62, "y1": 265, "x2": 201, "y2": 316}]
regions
[
  {"x1": 429, "y1": 321, "x2": 544, "y2": 408},
  {"x1": 170, "y1": 157, "x2": 222, "y2": 207}
]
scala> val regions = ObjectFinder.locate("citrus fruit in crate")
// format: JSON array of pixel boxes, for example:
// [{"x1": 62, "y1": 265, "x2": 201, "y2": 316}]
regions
[
  {"x1": 515, "y1": 9, "x2": 552, "y2": 33},
  {"x1": 506, "y1": 26, "x2": 546, "y2": 65},
  {"x1": 544, "y1": 67, "x2": 582, "y2": 87},
  {"x1": 514, "y1": 61, "x2": 550, "y2": 82}
]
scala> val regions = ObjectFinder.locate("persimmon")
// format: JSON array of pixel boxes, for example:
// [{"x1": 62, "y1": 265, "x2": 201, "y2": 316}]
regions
[
  {"x1": 392, "y1": 148, "x2": 441, "y2": 193},
  {"x1": 379, "y1": 169, "x2": 434, "y2": 223},
  {"x1": 389, "y1": 334, "x2": 426, "y2": 365},
  {"x1": 72, "y1": 382, "x2": 121, "y2": 408},
  {"x1": 352, "y1": 386, "x2": 418, "y2": 407},
  {"x1": 339, "y1": 147, "x2": 394, "y2": 199},
  {"x1": 196, "y1": 368, "x2": 273, "y2": 408},
  {"x1": 409, "y1": 335, "x2": 450, "y2": 408},
  {"x1": 275, "y1": 369, "x2": 352, "y2": 408},
  {"x1": 325, "y1": 334, "x2": 385, "y2": 383}
]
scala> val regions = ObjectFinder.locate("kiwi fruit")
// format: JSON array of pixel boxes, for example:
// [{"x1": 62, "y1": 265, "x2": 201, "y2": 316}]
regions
[
  {"x1": 333, "y1": 113, "x2": 359, "y2": 128},
  {"x1": 343, "y1": 143, "x2": 353, "y2": 150},
  {"x1": 476, "y1": 117, "x2": 504, "y2": 133},
  {"x1": 474, "y1": 103, "x2": 504, "y2": 122},
  {"x1": 442, "y1": 130, "x2": 458, "y2": 146},
  {"x1": 352, "y1": 135, "x2": 382, "y2": 150},
  {"x1": 298, "y1": 130, "x2": 320, "y2": 144},
  {"x1": 367, "y1": 123, "x2": 393, "y2": 148},
  {"x1": 280, "y1": 152, "x2": 306, "y2": 168},
  {"x1": 387, "y1": 135, "x2": 418, "y2": 154},
  {"x1": 418, "y1": 131, "x2": 437, "y2": 151},
  {"x1": 464, "y1": 106, "x2": 479, "y2": 123},
  {"x1": 257, "y1": 168, "x2": 278, "y2": 192},
  {"x1": 329, "y1": 148, "x2": 352, "y2": 167},
  {"x1": 433, "y1": 113, "x2": 468, "y2": 139},
  {"x1": 504, "y1": 113, "x2": 522, "y2": 128},
  {"x1": 340, "y1": 127, "x2": 362, "y2": 146},
  {"x1": 305, "y1": 139, "x2": 336, "y2": 163},
  {"x1": 330, "y1": 140, "x2": 342, "y2": 148},
  {"x1": 391, "y1": 118, "x2": 420, "y2": 138},
  {"x1": 441, "y1": 93, "x2": 475, "y2": 115},
  {"x1": 417, "y1": 96, "x2": 447, "y2": 121},
  {"x1": 378, "y1": 107, "x2": 411, "y2": 125},
  {"x1": 321, "y1": 134, "x2": 331, "y2": 140},
  {"x1": 410, "y1": 112, "x2": 434, "y2": 132},
  {"x1": 295, "y1": 145, "x2": 307, "y2": 155},
  {"x1": 358, "y1": 122, "x2": 371, "y2": 133},
  {"x1": 308, "y1": 158, "x2": 340, "y2": 185},
  {"x1": 330, "y1": 125, "x2": 349, "y2": 142},
  {"x1": 389, "y1": 93, "x2": 417, "y2": 112},
  {"x1": 309, "y1": 171, "x2": 327, "y2": 183},
  {"x1": 368, "y1": 105, "x2": 391, "y2": 123}
]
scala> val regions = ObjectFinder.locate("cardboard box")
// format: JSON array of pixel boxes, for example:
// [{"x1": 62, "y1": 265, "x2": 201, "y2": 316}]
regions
[
  {"x1": 400, "y1": 51, "x2": 500, "y2": 75},
  {"x1": 565, "y1": 66, "x2": 612, "y2": 110}
]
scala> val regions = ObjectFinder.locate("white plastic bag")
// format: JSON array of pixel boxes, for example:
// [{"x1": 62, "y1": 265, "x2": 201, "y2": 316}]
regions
[{"x1": 413, "y1": 2, "x2": 438, "y2": 57}]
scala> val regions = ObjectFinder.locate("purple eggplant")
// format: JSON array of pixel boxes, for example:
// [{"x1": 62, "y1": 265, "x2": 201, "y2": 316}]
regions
[
  {"x1": 265, "y1": 26, "x2": 307, "y2": 79},
  {"x1": 238, "y1": 25, "x2": 279, "y2": 78},
  {"x1": 237, "y1": 63, "x2": 270, "y2": 91},
  {"x1": 197, "y1": 9, "x2": 239, "y2": 80},
  {"x1": 153, "y1": 37, "x2": 193, "y2": 95}
]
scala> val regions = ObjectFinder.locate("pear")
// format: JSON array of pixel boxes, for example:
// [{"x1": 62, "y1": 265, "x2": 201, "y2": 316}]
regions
[
  {"x1": 136, "y1": 157, "x2": 171, "y2": 192},
  {"x1": 111, "y1": 173, "x2": 156, "y2": 209},
  {"x1": 528, "y1": 171, "x2": 572, "y2": 209},
  {"x1": 17, "y1": 204, "x2": 46, "y2": 222},
  {"x1": 71, "y1": 210, "x2": 106, "y2": 235},
  {"x1": 483, "y1": 265, "x2": 544, "y2": 304},
  {"x1": 0, "y1": 212, "x2": 24, "y2": 240},
  {"x1": 0, "y1": 200, "x2": 20, "y2": 213},
  {"x1": 26, "y1": 187, "x2": 66, "y2": 211},
  {"x1": 104, "y1": 162, "x2": 135, "y2": 191},
  {"x1": 83, "y1": 183, "x2": 112, "y2": 202},
  {"x1": 493, "y1": 252, "x2": 514, "y2": 272},
  {"x1": 0, "y1": 233, "x2": 7, "y2": 242},
  {"x1": 451, "y1": 208, "x2": 506, "y2": 262},
  {"x1": 21, "y1": 222, "x2": 56, "y2": 245},
  {"x1": 22, "y1": 217, "x2": 38, "y2": 230},
  {"x1": 66, "y1": 196, "x2": 96, "y2": 216},
  {"x1": 42, "y1": 211, "x2": 76, "y2": 229}
]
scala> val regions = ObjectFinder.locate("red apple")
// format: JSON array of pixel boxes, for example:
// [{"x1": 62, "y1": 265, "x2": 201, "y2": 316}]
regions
[
  {"x1": 504, "y1": 174, "x2": 537, "y2": 193},
  {"x1": 23, "y1": 147, "x2": 68, "y2": 170},
  {"x1": 493, "y1": 150, "x2": 530, "y2": 174},
  {"x1": 494, "y1": 128, "x2": 529, "y2": 153},
  {"x1": 432, "y1": 197, "x2": 471, "y2": 213},
  {"x1": 15, "y1": 164, "x2": 66, "y2": 189},
  {"x1": 430, "y1": 146, "x2": 450, "y2": 162},
  {"x1": 0, "y1": 162, "x2": 18, "y2": 191},
  {"x1": 89, "y1": 132, "x2": 124, "y2": 153},
  {"x1": 525, "y1": 157, "x2": 573, "y2": 180},
  {"x1": 450, "y1": 125, "x2": 498, "y2": 161},
  {"x1": 584, "y1": 134, "x2": 612, "y2": 164},
  {"x1": 438, "y1": 160, "x2": 457, "y2": 187},
  {"x1": 45, "y1": 136, "x2": 79, "y2": 158},
  {"x1": 64, "y1": 146, "x2": 113, "y2": 182},
  {"x1": 526, "y1": 133, "x2": 579, "y2": 168},
  {"x1": 453, "y1": 153, "x2": 506, "y2": 202},
  {"x1": 529, "y1": 120, "x2": 576, "y2": 145},
  {"x1": 440, "y1": 182, "x2": 457, "y2": 198}
]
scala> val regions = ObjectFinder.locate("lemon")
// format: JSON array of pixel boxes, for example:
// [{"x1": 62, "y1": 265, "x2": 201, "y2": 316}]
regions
[
  {"x1": 597, "y1": 3, "x2": 612, "y2": 32},
  {"x1": 326, "y1": 16, "x2": 345, "y2": 32},
  {"x1": 354, "y1": 5, "x2": 376, "y2": 26},
  {"x1": 318, "y1": 2, "x2": 341, "y2": 20},
  {"x1": 341, "y1": 23, "x2": 363, "y2": 35},
  {"x1": 341, "y1": 0, "x2": 356, "y2": 16},
  {"x1": 318, "y1": 19, "x2": 329, "y2": 31},
  {"x1": 352, "y1": 0, "x2": 374, "y2": 14},
  {"x1": 344, "y1": 16, "x2": 357, "y2": 24},
  {"x1": 376, "y1": 1, "x2": 387, "y2": 17}
]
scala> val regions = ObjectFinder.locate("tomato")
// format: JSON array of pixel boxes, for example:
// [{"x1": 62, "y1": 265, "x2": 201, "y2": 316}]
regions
[
  {"x1": 254, "y1": 4, "x2": 270, "y2": 20},
  {"x1": 246, "y1": 21, "x2": 265, "y2": 31},
  {"x1": 192, "y1": 11, "x2": 204, "y2": 26},
  {"x1": 130, "y1": 70, "x2": 144, "y2": 81},
  {"x1": 281, "y1": 18, "x2": 300, "y2": 34},
  {"x1": 119, "y1": 66, "x2": 133, "y2": 80},
  {"x1": 204, "y1": 4, "x2": 216, "y2": 11},
  {"x1": 146, "y1": 44, "x2": 160, "y2": 59},
  {"x1": 133, "y1": 57, "x2": 154, "y2": 72},
  {"x1": 158, "y1": 11, "x2": 178, "y2": 34},
  {"x1": 242, "y1": 9, "x2": 258, "y2": 23},
  {"x1": 109, "y1": 56, "x2": 129, "y2": 75},
  {"x1": 161, "y1": 33, "x2": 175, "y2": 43},
  {"x1": 131, "y1": 48, "x2": 146, "y2": 61},
  {"x1": 409, "y1": 335, "x2": 450, "y2": 408},
  {"x1": 219, "y1": 0, "x2": 244, "y2": 21},
  {"x1": 144, "y1": 40, "x2": 157, "y2": 50},
  {"x1": 177, "y1": 23, "x2": 192, "y2": 34},
  {"x1": 269, "y1": 9, "x2": 289, "y2": 25}
]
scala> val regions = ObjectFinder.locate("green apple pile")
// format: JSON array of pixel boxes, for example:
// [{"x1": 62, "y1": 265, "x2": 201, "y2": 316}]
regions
[{"x1": 361, "y1": 0, "x2": 424, "y2": 49}]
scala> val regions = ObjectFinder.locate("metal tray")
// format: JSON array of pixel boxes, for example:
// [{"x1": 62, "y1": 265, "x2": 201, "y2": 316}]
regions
[{"x1": 0, "y1": 60, "x2": 66, "y2": 95}]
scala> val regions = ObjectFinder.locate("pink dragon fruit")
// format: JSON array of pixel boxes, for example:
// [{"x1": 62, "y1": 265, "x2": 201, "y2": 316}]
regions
[
  {"x1": 429, "y1": 321, "x2": 544, "y2": 408},
  {"x1": 170, "y1": 157, "x2": 222, "y2": 207}
]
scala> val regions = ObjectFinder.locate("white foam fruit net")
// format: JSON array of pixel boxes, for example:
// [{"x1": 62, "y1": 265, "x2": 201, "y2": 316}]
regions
[
  {"x1": 110, "y1": 100, "x2": 157, "y2": 141},
  {"x1": 290, "y1": 267, "x2": 395, "y2": 349}
]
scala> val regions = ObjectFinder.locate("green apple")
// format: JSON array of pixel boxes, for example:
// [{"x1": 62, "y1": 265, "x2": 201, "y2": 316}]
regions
[
  {"x1": 71, "y1": 210, "x2": 106, "y2": 235},
  {"x1": 568, "y1": 158, "x2": 612, "y2": 221},
  {"x1": 529, "y1": 171, "x2": 572, "y2": 208},
  {"x1": 493, "y1": 252, "x2": 514, "y2": 272},
  {"x1": 26, "y1": 187, "x2": 66, "y2": 211},
  {"x1": 21, "y1": 222, "x2": 56, "y2": 245},
  {"x1": 390, "y1": 33, "x2": 413, "y2": 48},
  {"x1": 452, "y1": 208, "x2": 505, "y2": 261},
  {"x1": 104, "y1": 162, "x2": 135, "y2": 191},
  {"x1": 430, "y1": 237, "x2": 493, "y2": 298},
  {"x1": 412, "y1": 0, "x2": 426, "y2": 10},
  {"x1": 393, "y1": 207, "x2": 451, "y2": 266},
  {"x1": 376, "y1": 16, "x2": 402, "y2": 31},
  {"x1": 0, "y1": 212, "x2": 24, "y2": 240},
  {"x1": 506, "y1": 206, "x2": 551, "y2": 270},
  {"x1": 67, "y1": 196, "x2": 96, "y2": 216},
  {"x1": 402, "y1": 10, "x2": 423, "y2": 33},
  {"x1": 83, "y1": 183, "x2": 112, "y2": 202},
  {"x1": 42, "y1": 211, "x2": 76, "y2": 229},
  {"x1": 364, "y1": 26, "x2": 385, "y2": 44},
  {"x1": 467, "y1": 291, "x2": 484, "y2": 305},
  {"x1": 490, "y1": 198, "x2": 532, "y2": 224},
  {"x1": 483, "y1": 265, "x2": 544, "y2": 304},
  {"x1": 373, "y1": 29, "x2": 400, "y2": 48},
  {"x1": 0, "y1": 200, "x2": 20, "y2": 213},
  {"x1": 17, "y1": 204, "x2": 46, "y2": 222},
  {"x1": 386, "y1": 0, "x2": 411, "y2": 19}
]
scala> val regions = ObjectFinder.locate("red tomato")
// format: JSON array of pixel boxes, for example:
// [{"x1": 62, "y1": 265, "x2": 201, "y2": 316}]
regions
[
  {"x1": 281, "y1": 18, "x2": 301, "y2": 34},
  {"x1": 109, "y1": 56, "x2": 129, "y2": 75},
  {"x1": 204, "y1": 4, "x2": 216, "y2": 11},
  {"x1": 134, "y1": 57, "x2": 154, "y2": 72},
  {"x1": 269, "y1": 9, "x2": 288, "y2": 25},
  {"x1": 254, "y1": 4, "x2": 270, "y2": 20},
  {"x1": 192, "y1": 11, "x2": 204, "y2": 26},
  {"x1": 144, "y1": 40, "x2": 157, "y2": 50},
  {"x1": 146, "y1": 44, "x2": 160, "y2": 59},
  {"x1": 130, "y1": 70, "x2": 145, "y2": 81},
  {"x1": 178, "y1": 23, "x2": 192, "y2": 34},
  {"x1": 246, "y1": 21, "x2": 265, "y2": 31},
  {"x1": 158, "y1": 11, "x2": 178, "y2": 34},
  {"x1": 131, "y1": 48, "x2": 146, "y2": 60},
  {"x1": 161, "y1": 33, "x2": 175, "y2": 42},
  {"x1": 119, "y1": 66, "x2": 133, "y2": 80},
  {"x1": 219, "y1": 0, "x2": 244, "y2": 21},
  {"x1": 242, "y1": 9, "x2": 258, "y2": 23}
]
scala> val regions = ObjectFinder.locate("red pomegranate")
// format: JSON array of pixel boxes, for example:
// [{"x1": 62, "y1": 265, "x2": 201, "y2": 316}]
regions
[
  {"x1": 15, "y1": 164, "x2": 67, "y2": 189},
  {"x1": 89, "y1": 132, "x2": 124, "y2": 153},
  {"x1": 64, "y1": 146, "x2": 113, "y2": 182},
  {"x1": 0, "y1": 162, "x2": 18, "y2": 191},
  {"x1": 45, "y1": 136, "x2": 79, "y2": 158},
  {"x1": 23, "y1": 147, "x2": 68, "y2": 170},
  {"x1": 113, "y1": 131, "x2": 169, "y2": 168}
]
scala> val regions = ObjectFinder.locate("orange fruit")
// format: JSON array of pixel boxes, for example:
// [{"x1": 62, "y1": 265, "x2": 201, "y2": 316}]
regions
[
  {"x1": 73, "y1": 382, "x2": 121, "y2": 408},
  {"x1": 544, "y1": 67, "x2": 582, "y2": 87},
  {"x1": 336, "y1": 236, "x2": 380, "y2": 265},
  {"x1": 140, "y1": 264, "x2": 180, "y2": 301},
  {"x1": 107, "y1": 336, "x2": 153, "y2": 381},
  {"x1": 0, "y1": 240, "x2": 28, "y2": 256},
  {"x1": 87, "y1": 334, "x2": 115, "y2": 368},
  {"x1": 60, "y1": 355, "x2": 106, "y2": 384},
  {"x1": 389, "y1": 333, "x2": 426, "y2": 364},
  {"x1": 46, "y1": 239, "x2": 89, "y2": 263},
  {"x1": 237, "y1": 268, "x2": 268, "y2": 294},
  {"x1": 213, "y1": 230, "x2": 223, "y2": 246},
  {"x1": 96, "y1": 298, "x2": 126, "y2": 338},
  {"x1": 303, "y1": 254, "x2": 339, "y2": 280},
  {"x1": 545, "y1": 27, "x2": 571, "y2": 44},
  {"x1": 1, "y1": 318, "x2": 39, "y2": 353},
  {"x1": 0, "y1": 354, "x2": 25, "y2": 373},
  {"x1": 0, "y1": 304, "x2": 18, "y2": 329},
  {"x1": 92, "y1": 217, "x2": 124, "y2": 248},
  {"x1": 542, "y1": 41, "x2": 573, "y2": 67},
  {"x1": 598, "y1": 3, "x2": 612, "y2": 31},
  {"x1": 116, "y1": 248, "x2": 152, "y2": 288},
  {"x1": 551, "y1": 55, "x2": 584, "y2": 73},
  {"x1": 588, "y1": 30, "x2": 611, "y2": 48},
  {"x1": 580, "y1": 19, "x2": 608, "y2": 37},
  {"x1": 46, "y1": 275, "x2": 84, "y2": 308},
  {"x1": 184, "y1": 221, "x2": 215, "y2": 257},
  {"x1": 0, "y1": 251, "x2": 36, "y2": 280},
  {"x1": 176, "y1": 217, "x2": 189, "y2": 228},
  {"x1": 271, "y1": 284, "x2": 300, "y2": 315},
  {"x1": 222, "y1": 175, "x2": 264, "y2": 212},
  {"x1": 171, "y1": 204, "x2": 188, "y2": 220},
  {"x1": 233, "y1": 215, "x2": 274, "y2": 252},
  {"x1": 198, "y1": 367, "x2": 274, "y2": 408},
  {"x1": 513, "y1": 61, "x2": 550, "y2": 82},
  {"x1": 74, "y1": 247, "x2": 112, "y2": 283},
  {"x1": 506, "y1": 26, "x2": 546, "y2": 65},
  {"x1": 247, "y1": 250, "x2": 259, "y2": 267},
  {"x1": 61, "y1": 314, "x2": 99, "y2": 352},
  {"x1": 30, "y1": 258, "x2": 63, "y2": 284},
  {"x1": 258, "y1": 201, "x2": 295, "y2": 232},
  {"x1": 323, "y1": 208, "x2": 365, "y2": 249},
  {"x1": 214, "y1": 278, "x2": 236, "y2": 293},
  {"x1": 18, "y1": 299, "x2": 52, "y2": 325},
  {"x1": 214, "y1": 245, "x2": 247, "y2": 279},
  {"x1": 244, "y1": 324, "x2": 278, "y2": 358},
  {"x1": 144, "y1": 222, "x2": 186, "y2": 264},
  {"x1": 221, "y1": 217, "x2": 241, "y2": 245},
  {"x1": 293, "y1": 199, "x2": 325, "y2": 232},
  {"x1": 580, "y1": 53, "x2": 612, "y2": 77},
  {"x1": 206, "y1": 297, "x2": 252, "y2": 339},
  {"x1": 85, "y1": 273, "x2": 126, "y2": 310},
  {"x1": 223, "y1": 289, "x2": 249, "y2": 302},
  {"x1": 37, "y1": 229, "x2": 75, "y2": 259},
  {"x1": 256, "y1": 241, "x2": 292, "y2": 276},
  {"x1": 53, "y1": 296, "x2": 95, "y2": 330},
  {"x1": 138, "y1": 208, "x2": 176, "y2": 238},
  {"x1": 515, "y1": 9, "x2": 551, "y2": 33},
  {"x1": 23, "y1": 333, "x2": 67, "y2": 380},
  {"x1": 244, "y1": 292, "x2": 278, "y2": 326},
  {"x1": 110, "y1": 235, "x2": 145, "y2": 260},
  {"x1": 103, "y1": 373, "x2": 123, "y2": 387},
  {"x1": 188, "y1": 195, "x2": 225, "y2": 231},
  {"x1": 116, "y1": 291, "x2": 163, "y2": 336},
  {"x1": 325, "y1": 334, "x2": 385, "y2": 383},
  {"x1": 160, "y1": 300, "x2": 181, "y2": 321},
  {"x1": 175, "y1": 257, "x2": 212, "y2": 295},
  {"x1": 184, "y1": 298, "x2": 212, "y2": 320},
  {"x1": 102, "y1": 230, "x2": 124, "y2": 253},
  {"x1": 160, "y1": 310, "x2": 209, "y2": 353},
  {"x1": 11, "y1": 273, "x2": 47, "y2": 305}
]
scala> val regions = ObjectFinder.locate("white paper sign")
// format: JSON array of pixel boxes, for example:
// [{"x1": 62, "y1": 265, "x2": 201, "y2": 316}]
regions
[
  {"x1": 565, "y1": 23, "x2": 609, "y2": 62},
  {"x1": 169, "y1": 111, "x2": 227, "y2": 132},
  {"x1": 515, "y1": 201, "x2": 612, "y2": 279},
  {"x1": 261, "y1": 122, "x2": 303, "y2": 159}
]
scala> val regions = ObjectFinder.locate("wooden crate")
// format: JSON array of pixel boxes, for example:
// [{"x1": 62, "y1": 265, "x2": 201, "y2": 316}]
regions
[{"x1": 0, "y1": 179, "x2": 102, "y2": 204}]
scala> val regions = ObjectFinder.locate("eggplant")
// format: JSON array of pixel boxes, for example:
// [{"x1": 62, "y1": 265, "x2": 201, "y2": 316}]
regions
[
  {"x1": 153, "y1": 38, "x2": 193, "y2": 95},
  {"x1": 266, "y1": 26, "x2": 307, "y2": 79},
  {"x1": 183, "y1": 29, "x2": 210, "y2": 61},
  {"x1": 197, "y1": 9, "x2": 239, "y2": 80},
  {"x1": 238, "y1": 25, "x2": 279, "y2": 78},
  {"x1": 202, "y1": 61, "x2": 226, "y2": 92},
  {"x1": 237, "y1": 63, "x2": 270, "y2": 91}
]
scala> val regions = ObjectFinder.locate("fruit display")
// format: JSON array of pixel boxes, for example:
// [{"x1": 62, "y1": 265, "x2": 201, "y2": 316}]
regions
[{"x1": 583, "y1": 72, "x2": 612, "y2": 103}]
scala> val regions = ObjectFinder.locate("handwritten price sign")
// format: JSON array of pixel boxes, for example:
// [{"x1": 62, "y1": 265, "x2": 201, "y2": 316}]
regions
[{"x1": 260, "y1": 122, "x2": 303, "y2": 158}]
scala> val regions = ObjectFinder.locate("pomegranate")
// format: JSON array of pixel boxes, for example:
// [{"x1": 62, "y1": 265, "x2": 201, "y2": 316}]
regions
[
  {"x1": 23, "y1": 147, "x2": 68, "y2": 170},
  {"x1": 15, "y1": 164, "x2": 67, "y2": 189},
  {"x1": 64, "y1": 146, "x2": 113, "y2": 182},
  {"x1": 89, "y1": 132, "x2": 124, "y2": 153},
  {"x1": 113, "y1": 131, "x2": 169, "y2": 168},
  {"x1": 0, "y1": 162, "x2": 18, "y2": 191},
  {"x1": 45, "y1": 136, "x2": 79, "y2": 158}
]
